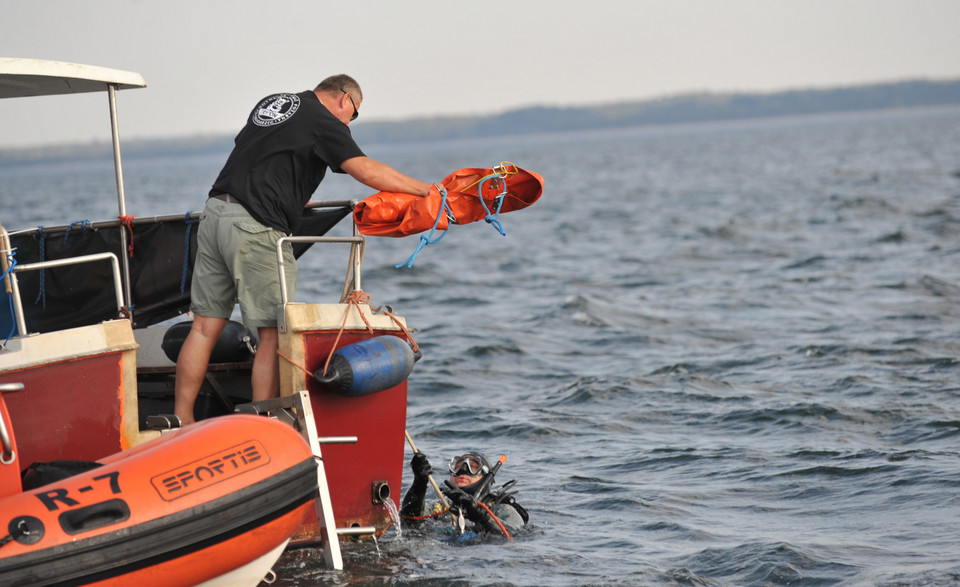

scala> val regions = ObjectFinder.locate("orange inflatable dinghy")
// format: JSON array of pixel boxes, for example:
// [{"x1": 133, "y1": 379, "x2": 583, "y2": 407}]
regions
[
  {"x1": 353, "y1": 162, "x2": 544, "y2": 238},
  {"x1": 0, "y1": 411, "x2": 317, "y2": 586}
]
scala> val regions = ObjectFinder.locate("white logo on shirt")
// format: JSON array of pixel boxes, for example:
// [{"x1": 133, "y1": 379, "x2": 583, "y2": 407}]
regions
[{"x1": 252, "y1": 94, "x2": 301, "y2": 127}]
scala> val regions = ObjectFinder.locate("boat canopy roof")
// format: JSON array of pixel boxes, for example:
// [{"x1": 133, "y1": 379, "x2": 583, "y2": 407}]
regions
[{"x1": 0, "y1": 57, "x2": 146, "y2": 99}]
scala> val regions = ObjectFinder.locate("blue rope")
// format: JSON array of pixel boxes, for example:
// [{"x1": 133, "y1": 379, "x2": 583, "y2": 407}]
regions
[
  {"x1": 180, "y1": 211, "x2": 194, "y2": 296},
  {"x1": 34, "y1": 226, "x2": 46, "y2": 307},
  {"x1": 396, "y1": 185, "x2": 452, "y2": 269},
  {"x1": 476, "y1": 174, "x2": 508, "y2": 236},
  {"x1": 63, "y1": 219, "x2": 92, "y2": 246},
  {"x1": 1, "y1": 249, "x2": 18, "y2": 344}
]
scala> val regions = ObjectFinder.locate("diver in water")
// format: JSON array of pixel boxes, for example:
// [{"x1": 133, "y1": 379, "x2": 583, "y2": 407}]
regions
[{"x1": 400, "y1": 451, "x2": 529, "y2": 538}]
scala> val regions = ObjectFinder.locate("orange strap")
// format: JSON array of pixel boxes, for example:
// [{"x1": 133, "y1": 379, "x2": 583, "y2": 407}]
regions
[
  {"x1": 401, "y1": 509, "x2": 451, "y2": 521},
  {"x1": 320, "y1": 290, "x2": 420, "y2": 376},
  {"x1": 322, "y1": 290, "x2": 373, "y2": 376},
  {"x1": 277, "y1": 351, "x2": 314, "y2": 377},
  {"x1": 477, "y1": 501, "x2": 512, "y2": 539},
  {"x1": 380, "y1": 308, "x2": 419, "y2": 353},
  {"x1": 398, "y1": 503, "x2": 512, "y2": 539}
]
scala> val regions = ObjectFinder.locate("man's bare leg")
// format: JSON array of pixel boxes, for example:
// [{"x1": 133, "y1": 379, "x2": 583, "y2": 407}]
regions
[
  {"x1": 174, "y1": 315, "x2": 228, "y2": 425},
  {"x1": 251, "y1": 326, "x2": 281, "y2": 402}
]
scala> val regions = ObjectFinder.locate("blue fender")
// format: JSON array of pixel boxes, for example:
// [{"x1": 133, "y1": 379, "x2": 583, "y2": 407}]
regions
[{"x1": 314, "y1": 335, "x2": 420, "y2": 397}]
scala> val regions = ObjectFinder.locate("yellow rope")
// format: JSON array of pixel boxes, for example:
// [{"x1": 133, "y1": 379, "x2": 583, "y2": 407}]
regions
[{"x1": 458, "y1": 161, "x2": 519, "y2": 193}]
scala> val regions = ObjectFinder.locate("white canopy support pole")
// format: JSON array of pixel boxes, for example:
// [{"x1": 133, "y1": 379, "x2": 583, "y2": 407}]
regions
[{"x1": 108, "y1": 83, "x2": 133, "y2": 311}]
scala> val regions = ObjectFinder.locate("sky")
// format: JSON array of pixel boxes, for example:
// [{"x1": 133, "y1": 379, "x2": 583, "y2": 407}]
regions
[{"x1": 1, "y1": 0, "x2": 959, "y2": 148}]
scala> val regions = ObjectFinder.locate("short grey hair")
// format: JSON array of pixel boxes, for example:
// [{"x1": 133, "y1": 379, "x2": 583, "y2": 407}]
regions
[{"x1": 314, "y1": 74, "x2": 362, "y2": 101}]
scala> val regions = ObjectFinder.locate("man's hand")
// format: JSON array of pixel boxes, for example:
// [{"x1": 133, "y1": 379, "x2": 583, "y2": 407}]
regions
[{"x1": 444, "y1": 487, "x2": 485, "y2": 522}]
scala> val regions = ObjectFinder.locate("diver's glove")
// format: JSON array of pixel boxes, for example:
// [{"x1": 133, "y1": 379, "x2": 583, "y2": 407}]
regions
[
  {"x1": 445, "y1": 487, "x2": 503, "y2": 534},
  {"x1": 411, "y1": 451, "x2": 433, "y2": 479},
  {"x1": 400, "y1": 452, "x2": 432, "y2": 519}
]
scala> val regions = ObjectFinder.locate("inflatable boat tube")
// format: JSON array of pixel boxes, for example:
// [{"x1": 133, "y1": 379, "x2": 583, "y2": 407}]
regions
[{"x1": 0, "y1": 414, "x2": 317, "y2": 586}]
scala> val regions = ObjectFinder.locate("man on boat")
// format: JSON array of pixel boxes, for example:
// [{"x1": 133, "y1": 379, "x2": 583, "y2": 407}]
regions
[
  {"x1": 400, "y1": 451, "x2": 529, "y2": 538},
  {"x1": 174, "y1": 74, "x2": 435, "y2": 425}
]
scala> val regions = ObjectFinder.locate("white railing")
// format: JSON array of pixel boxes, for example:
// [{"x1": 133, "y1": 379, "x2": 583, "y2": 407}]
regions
[{"x1": 1, "y1": 226, "x2": 124, "y2": 337}]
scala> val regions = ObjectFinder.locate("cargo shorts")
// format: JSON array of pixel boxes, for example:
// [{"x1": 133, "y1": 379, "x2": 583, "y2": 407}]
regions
[{"x1": 190, "y1": 197, "x2": 296, "y2": 329}]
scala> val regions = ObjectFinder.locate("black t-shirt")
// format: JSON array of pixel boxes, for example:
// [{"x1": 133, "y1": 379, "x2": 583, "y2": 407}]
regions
[{"x1": 210, "y1": 90, "x2": 365, "y2": 233}]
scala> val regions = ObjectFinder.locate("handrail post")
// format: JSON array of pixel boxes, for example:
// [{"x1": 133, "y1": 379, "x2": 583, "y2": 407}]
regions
[
  {"x1": 275, "y1": 236, "x2": 366, "y2": 306},
  {"x1": 6, "y1": 253, "x2": 125, "y2": 337},
  {"x1": 0, "y1": 226, "x2": 27, "y2": 336},
  {"x1": 108, "y1": 83, "x2": 134, "y2": 313}
]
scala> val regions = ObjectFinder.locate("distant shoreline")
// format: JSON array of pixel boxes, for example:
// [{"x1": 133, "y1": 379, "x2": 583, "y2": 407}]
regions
[{"x1": 1, "y1": 79, "x2": 958, "y2": 166}]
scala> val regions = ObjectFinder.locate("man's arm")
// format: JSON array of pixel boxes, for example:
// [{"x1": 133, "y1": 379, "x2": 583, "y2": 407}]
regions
[
  {"x1": 399, "y1": 452, "x2": 432, "y2": 523},
  {"x1": 340, "y1": 156, "x2": 432, "y2": 197}
]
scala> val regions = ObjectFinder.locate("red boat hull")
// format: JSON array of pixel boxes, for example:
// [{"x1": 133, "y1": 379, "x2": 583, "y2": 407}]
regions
[
  {"x1": 0, "y1": 320, "x2": 142, "y2": 467},
  {"x1": 279, "y1": 303, "x2": 410, "y2": 540}
]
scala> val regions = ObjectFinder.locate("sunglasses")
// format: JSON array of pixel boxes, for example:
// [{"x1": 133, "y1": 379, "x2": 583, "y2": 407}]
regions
[
  {"x1": 448, "y1": 454, "x2": 488, "y2": 476},
  {"x1": 340, "y1": 88, "x2": 359, "y2": 121}
]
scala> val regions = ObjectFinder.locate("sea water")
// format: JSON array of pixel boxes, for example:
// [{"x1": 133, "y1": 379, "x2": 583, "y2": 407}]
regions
[{"x1": 3, "y1": 106, "x2": 960, "y2": 585}]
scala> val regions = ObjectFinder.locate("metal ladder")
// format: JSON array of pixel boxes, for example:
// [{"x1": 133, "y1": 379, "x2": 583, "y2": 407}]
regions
[{"x1": 235, "y1": 390, "x2": 373, "y2": 571}]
